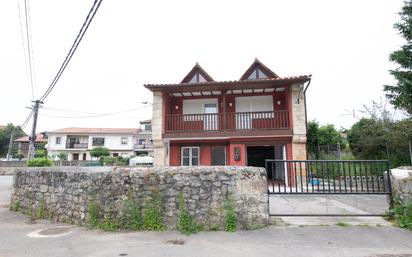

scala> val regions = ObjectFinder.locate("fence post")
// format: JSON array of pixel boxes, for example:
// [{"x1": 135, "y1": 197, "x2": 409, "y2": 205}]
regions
[{"x1": 386, "y1": 161, "x2": 393, "y2": 210}]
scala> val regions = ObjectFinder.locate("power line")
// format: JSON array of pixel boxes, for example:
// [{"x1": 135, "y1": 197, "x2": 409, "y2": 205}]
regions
[
  {"x1": 21, "y1": 110, "x2": 33, "y2": 129},
  {"x1": 17, "y1": 0, "x2": 35, "y2": 100},
  {"x1": 39, "y1": 0, "x2": 103, "y2": 102}
]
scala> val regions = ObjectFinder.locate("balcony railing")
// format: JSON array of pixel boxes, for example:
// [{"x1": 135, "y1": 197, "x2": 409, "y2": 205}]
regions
[
  {"x1": 135, "y1": 143, "x2": 154, "y2": 149},
  {"x1": 66, "y1": 143, "x2": 88, "y2": 149},
  {"x1": 165, "y1": 111, "x2": 290, "y2": 133}
]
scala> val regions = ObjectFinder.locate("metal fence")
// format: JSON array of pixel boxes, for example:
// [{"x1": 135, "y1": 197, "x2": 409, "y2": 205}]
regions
[{"x1": 265, "y1": 160, "x2": 392, "y2": 197}]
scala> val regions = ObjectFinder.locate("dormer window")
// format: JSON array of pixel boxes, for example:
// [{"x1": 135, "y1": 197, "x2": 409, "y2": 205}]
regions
[
  {"x1": 189, "y1": 72, "x2": 207, "y2": 83},
  {"x1": 181, "y1": 63, "x2": 214, "y2": 83},
  {"x1": 247, "y1": 69, "x2": 268, "y2": 80}
]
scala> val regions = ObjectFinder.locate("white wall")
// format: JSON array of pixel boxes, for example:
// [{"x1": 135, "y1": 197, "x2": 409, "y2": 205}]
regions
[
  {"x1": 47, "y1": 134, "x2": 67, "y2": 151},
  {"x1": 88, "y1": 134, "x2": 134, "y2": 150}
]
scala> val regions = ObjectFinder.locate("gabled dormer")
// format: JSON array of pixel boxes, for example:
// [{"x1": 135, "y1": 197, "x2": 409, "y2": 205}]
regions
[
  {"x1": 181, "y1": 63, "x2": 214, "y2": 83},
  {"x1": 240, "y1": 58, "x2": 279, "y2": 80}
]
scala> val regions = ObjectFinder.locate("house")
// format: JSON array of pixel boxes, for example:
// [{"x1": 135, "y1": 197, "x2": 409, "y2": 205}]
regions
[
  {"x1": 134, "y1": 120, "x2": 154, "y2": 156},
  {"x1": 13, "y1": 132, "x2": 48, "y2": 159},
  {"x1": 144, "y1": 59, "x2": 311, "y2": 169},
  {"x1": 47, "y1": 127, "x2": 137, "y2": 161}
]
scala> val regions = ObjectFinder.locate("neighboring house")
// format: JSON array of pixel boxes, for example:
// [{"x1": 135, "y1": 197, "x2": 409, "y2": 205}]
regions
[
  {"x1": 144, "y1": 59, "x2": 311, "y2": 168},
  {"x1": 134, "y1": 120, "x2": 154, "y2": 156},
  {"x1": 13, "y1": 132, "x2": 48, "y2": 159},
  {"x1": 47, "y1": 128, "x2": 137, "y2": 161}
]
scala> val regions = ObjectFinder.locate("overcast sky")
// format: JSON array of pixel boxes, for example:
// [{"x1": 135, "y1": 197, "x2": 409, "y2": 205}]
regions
[{"x1": 0, "y1": 0, "x2": 406, "y2": 133}]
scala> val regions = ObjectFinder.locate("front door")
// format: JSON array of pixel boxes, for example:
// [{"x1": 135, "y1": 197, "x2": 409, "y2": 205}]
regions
[
  {"x1": 203, "y1": 103, "x2": 218, "y2": 130},
  {"x1": 72, "y1": 153, "x2": 79, "y2": 161},
  {"x1": 82, "y1": 153, "x2": 87, "y2": 160},
  {"x1": 212, "y1": 146, "x2": 226, "y2": 165}
]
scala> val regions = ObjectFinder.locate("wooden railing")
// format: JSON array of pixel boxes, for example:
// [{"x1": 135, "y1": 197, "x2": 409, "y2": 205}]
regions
[{"x1": 165, "y1": 111, "x2": 290, "y2": 132}]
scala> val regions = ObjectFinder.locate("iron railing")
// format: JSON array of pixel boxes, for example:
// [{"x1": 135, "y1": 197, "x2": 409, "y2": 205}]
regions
[
  {"x1": 65, "y1": 143, "x2": 88, "y2": 149},
  {"x1": 265, "y1": 160, "x2": 392, "y2": 197},
  {"x1": 165, "y1": 110, "x2": 289, "y2": 132}
]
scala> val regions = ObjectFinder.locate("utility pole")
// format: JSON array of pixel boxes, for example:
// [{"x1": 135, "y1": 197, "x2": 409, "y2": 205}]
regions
[{"x1": 28, "y1": 100, "x2": 43, "y2": 160}]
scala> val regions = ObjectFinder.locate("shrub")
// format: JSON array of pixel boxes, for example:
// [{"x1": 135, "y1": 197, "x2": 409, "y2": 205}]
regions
[
  {"x1": 143, "y1": 189, "x2": 165, "y2": 231},
  {"x1": 10, "y1": 200, "x2": 21, "y2": 212},
  {"x1": 388, "y1": 199, "x2": 412, "y2": 230},
  {"x1": 177, "y1": 193, "x2": 201, "y2": 235},
  {"x1": 88, "y1": 200, "x2": 100, "y2": 228},
  {"x1": 122, "y1": 193, "x2": 143, "y2": 230},
  {"x1": 90, "y1": 147, "x2": 110, "y2": 159},
  {"x1": 27, "y1": 157, "x2": 53, "y2": 167},
  {"x1": 34, "y1": 149, "x2": 47, "y2": 158},
  {"x1": 225, "y1": 192, "x2": 237, "y2": 232}
]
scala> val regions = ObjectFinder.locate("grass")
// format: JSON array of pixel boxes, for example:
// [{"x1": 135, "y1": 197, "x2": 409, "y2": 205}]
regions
[
  {"x1": 224, "y1": 192, "x2": 237, "y2": 232},
  {"x1": 335, "y1": 222, "x2": 350, "y2": 227}
]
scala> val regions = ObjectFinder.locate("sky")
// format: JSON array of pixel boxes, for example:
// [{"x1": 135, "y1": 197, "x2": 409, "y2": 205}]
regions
[{"x1": 0, "y1": 0, "x2": 406, "y2": 134}]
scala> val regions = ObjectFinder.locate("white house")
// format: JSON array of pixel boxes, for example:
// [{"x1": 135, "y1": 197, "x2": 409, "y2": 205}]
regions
[
  {"x1": 134, "y1": 120, "x2": 154, "y2": 157},
  {"x1": 47, "y1": 127, "x2": 137, "y2": 161}
]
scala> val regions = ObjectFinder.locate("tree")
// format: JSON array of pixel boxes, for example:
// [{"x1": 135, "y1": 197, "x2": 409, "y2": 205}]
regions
[
  {"x1": 348, "y1": 116, "x2": 412, "y2": 167},
  {"x1": 57, "y1": 152, "x2": 67, "y2": 161},
  {"x1": 384, "y1": 1, "x2": 412, "y2": 116},
  {"x1": 89, "y1": 147, "x2": 110, "y2": 160},
  {"x1": 0, "y1": 124, "x2": 25, "y2": 157},
  {"x1": 307, "y1": 120, "x2": 345, "y2": 159}
]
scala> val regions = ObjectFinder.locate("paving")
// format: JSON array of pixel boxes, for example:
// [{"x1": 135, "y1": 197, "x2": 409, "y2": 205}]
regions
[{"x1": 1, "y1": 175, "x2": 412, "y2": 257}]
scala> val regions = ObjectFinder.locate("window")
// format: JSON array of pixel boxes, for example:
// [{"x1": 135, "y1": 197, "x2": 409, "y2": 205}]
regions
[
  {"x1": 92, "y1": 137, "x2": 105, "y2": 146},
  {"x1": 144, "y1": 124, "x2": 152, "y2": 131},
  {"x1": 181, "y1": 147, "x2": 199, "y2": 166},
  {"x1": 138, "y1": 138, "x2": 146, "y2": 145},
  {"x1": 55, "y1": 137, "x2": 61, "y2": 144},
  {"x1": 188, "y1": 72, "x2": 207, "y2": 83},
  {"x1": 121, "y1": 137, "x2": 128, "y2": 145},
  {"x1": 113, "y1": 153, "x2": 119, "y2": 157},
  {"x1": 247, "y1": 68, "x2": 268, "y2": 80}
]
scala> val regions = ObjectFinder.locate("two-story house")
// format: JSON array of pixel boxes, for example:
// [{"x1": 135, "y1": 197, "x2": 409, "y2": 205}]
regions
[
  {"x1": 144, "y1": 59, "x2": 311, "y2": 170},
  {"x1": 47, "y1": 128, "x2": 137, "y2": 161},
  {"x1": 134, "y1": 120, "x2": 154, "y2": 156}
]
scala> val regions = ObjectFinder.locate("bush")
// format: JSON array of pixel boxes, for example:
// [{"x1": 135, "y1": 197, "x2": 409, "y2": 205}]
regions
[
  {"x1": 34, "y1": 149, "x2": 47, "y2": 158},
  {"x1": 27, "y1": 157, "x2": 53, "y2": 167},
  {"x1": 90, "y1": 147, "x2": 110, "y2": 159},
  {"x1": 88, "y1": 200, "x2": 100, "y2": 228},
  {"x1": 225, "y1": 193, "x2": 237, "y2": 232},
  {"x1": 143, "y1": 189, "x2": 165, "y2": 231},
  {"x1": 177, "y1": 193, "x2": 201, "y2": 235},
  {"x1": 388, "y1": 199, "x2": 412, "y2": 230}
]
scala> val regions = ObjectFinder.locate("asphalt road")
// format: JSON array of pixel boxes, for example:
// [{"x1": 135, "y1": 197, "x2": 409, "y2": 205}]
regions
[{"x1": 1, "y1": 175, "x2": 412, "y2": 257}]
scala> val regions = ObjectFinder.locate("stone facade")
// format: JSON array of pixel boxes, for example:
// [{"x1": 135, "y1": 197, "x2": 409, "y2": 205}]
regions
[
  {"x1": 290, "y1": 83, "x2": 307, "y2": 160},
  {"x1": 152, "y1": 92, "x2": 167, "y2": 166},
  {"x1": 10, "y1": 166, "x2": 268, "y2": 230},
  {"x1": 391, "y1": 167, "x2": 412, "y2": 203}
]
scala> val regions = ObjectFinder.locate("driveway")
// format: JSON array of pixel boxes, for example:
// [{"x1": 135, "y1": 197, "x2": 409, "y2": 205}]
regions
[{"x1": 1, "y1": 175, "x2": 412, "y2": 257}]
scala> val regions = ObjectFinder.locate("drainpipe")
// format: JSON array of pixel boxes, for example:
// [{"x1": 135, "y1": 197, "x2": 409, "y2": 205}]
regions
[{"x1": 303, "y1": 78, "x2": 312, "y2": 160}]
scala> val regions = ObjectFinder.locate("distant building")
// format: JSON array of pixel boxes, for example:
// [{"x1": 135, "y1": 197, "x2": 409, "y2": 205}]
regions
[
  {"x1": 13, "y1": 132, "x2": 48, "y2": 159},
  {"x1": 134, "y1": 120, "x2": 153, "y2": 156},
  {"x1": 47, "y1": 127, "x2": 137, "y2": 161}
]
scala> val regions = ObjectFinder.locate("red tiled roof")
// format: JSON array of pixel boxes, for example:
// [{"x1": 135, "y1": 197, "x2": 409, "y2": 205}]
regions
[
  {"x1": 48, "y1": 127, "x2": 137, "y2": 134},
  {"x1": 14, "y1": 133, "x2": 47, "y2": 142},
  {"x1": 144, "y1": 75, "x2": 311, "y2": 92}
]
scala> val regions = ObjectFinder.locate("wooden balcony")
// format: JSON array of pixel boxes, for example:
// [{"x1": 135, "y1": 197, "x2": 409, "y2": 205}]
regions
[{"x1": 165, "y1": 111, "x2": 290, "y2": 136}]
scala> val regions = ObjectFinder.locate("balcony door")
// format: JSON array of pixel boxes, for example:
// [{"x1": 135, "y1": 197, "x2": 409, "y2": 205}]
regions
[
  {"x1": 203, "y1": 103, "x2": 218, "y2": 130},
  {"x1": 235, "y1": 96, "x2": 273, "y2": 130}
]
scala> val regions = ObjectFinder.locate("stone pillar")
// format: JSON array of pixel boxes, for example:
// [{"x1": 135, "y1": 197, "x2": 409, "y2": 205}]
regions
[
  {"x1": 152, "y1": 92, "x2": 167, "y2": 166},
  {"x1": 290, "y1": 84, "x2": 307, "y2": 160}
]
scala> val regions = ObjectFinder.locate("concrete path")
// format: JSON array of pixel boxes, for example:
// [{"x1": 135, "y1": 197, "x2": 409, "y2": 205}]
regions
[{"x1": 1, "y1": 176, "x2": 412, "y2": 257}]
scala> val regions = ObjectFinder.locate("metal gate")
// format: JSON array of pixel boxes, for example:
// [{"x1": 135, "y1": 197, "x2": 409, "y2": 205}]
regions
[{"x1": 265, "y1": 160, "x2": 393, "y2": 216}]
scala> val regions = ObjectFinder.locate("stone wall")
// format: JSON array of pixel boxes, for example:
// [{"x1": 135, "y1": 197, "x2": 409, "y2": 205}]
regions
[
  {"x1": 0, "y1": 166, "x2": 16, "y2": 175},
  {"x1": 10, "y1": 166, "x2": 268, "y2": 230},
  {"x1": 391, "y1": 167, "x2": 412, "y2": 203}
]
